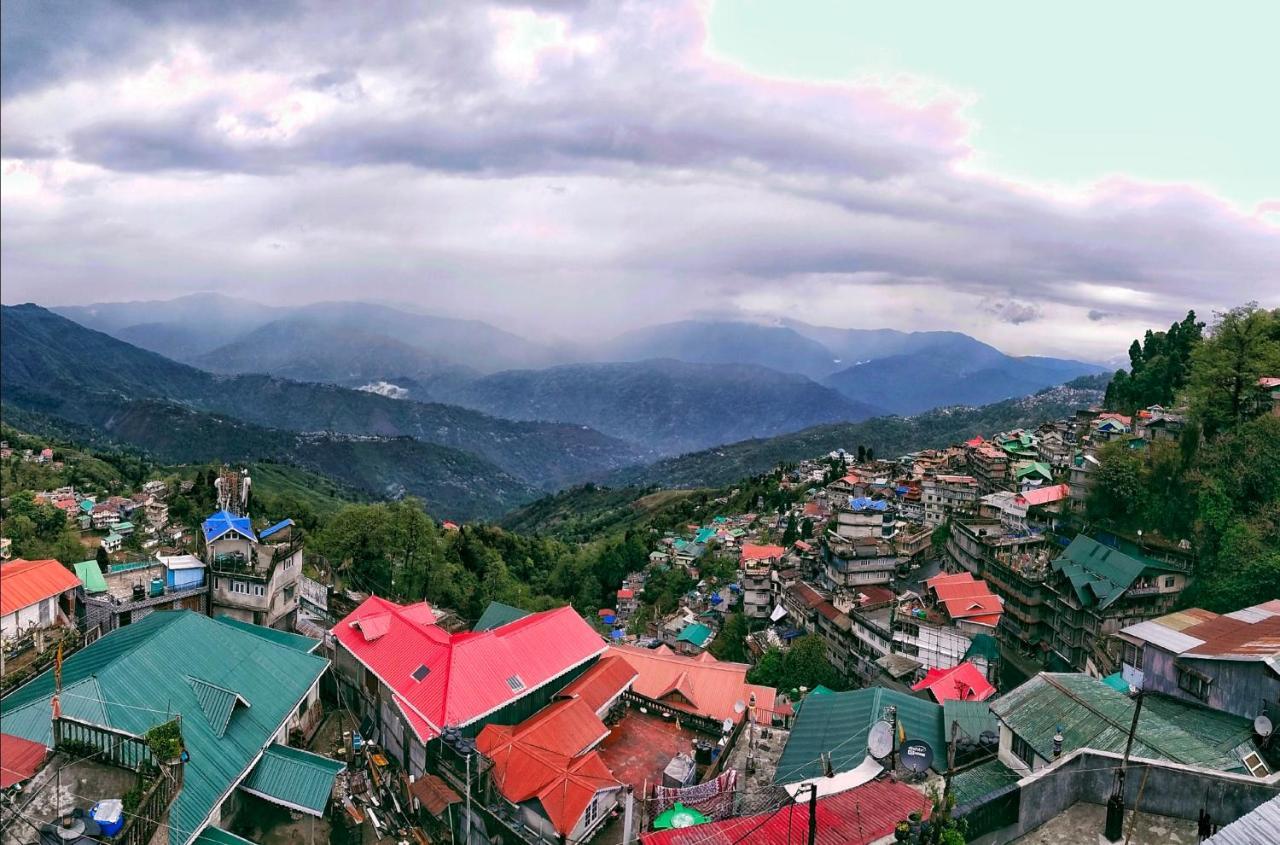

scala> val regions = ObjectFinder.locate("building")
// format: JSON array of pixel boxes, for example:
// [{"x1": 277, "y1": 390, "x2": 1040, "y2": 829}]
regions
[
  {"x1": 331, "y1": 597, "x2": 606, "y2": 774},
  {"x1": 606, "y1": 644, "x2": 778, "y2": 725},
  {"x1": 1067, "y1": 450, "x2": 1100, "y2": 513},
  {"x1": 100, "y1": 532, "x2": 123, "y2": 553},
  {"x1": 911, "y1": 661, "x2": 996, "y2": 704},
  {"x1": 943, "y1": 518, "x2": 1049, "y2": 578},
  {"x1": 1045, "y1": 535, "x2": 1190, "y2": 673},
  {"x1": 1117, "y1": 601, "x2": 1280, "y2": 720},
  {"x1": 740, "y1": 565, "x2": 772, "y2": 619},
  {"x1": 990, "y1": 673, "x2": 1270, "y2": 778},
  {"x1": 821, "y1": 533, "x2": 902, "y2": 590},
  {"x1": 0, "y1": 611, "x2": 331, "y2": 845},
  {"x1": 202, "y1": 511, "x2": 301, "y2": 629},
  {"x1": 831, "y1": 498, "x2": 896, "y2": 541},
  {"x1": 967, "y1": 443, "x2": 1010, "y2": 494},
  {"x1": 476, "y1": 698, "x2": 623, "y2": 843},
  {"x1": 74, "y1": 556, "x2": 209, "y2": 641},
  {"x1": 922, "y1": 475, "x2": 978, "y2": 526},
  {"x1": 0, "y1": 558, "x2": 80, "y2": 639}
]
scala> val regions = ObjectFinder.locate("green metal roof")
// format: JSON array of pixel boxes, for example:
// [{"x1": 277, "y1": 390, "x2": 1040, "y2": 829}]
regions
[
  {"x1": 1014, "y1": 461, "x2": 1053, "y2": 480},
  {"x1": 675, "y1": 623, "x2": 712, "y2": 646},
  {"x1": 214, "y1": 616, "x2": 319, "y2": 653},
  {"x1": 963, "y1": 634, "x2": 1000, "y2": 662},
  {"x1": 1052, "y1": 535, "x2": 1177, "y2": 609},
  {"x1": 193, "y1": 827, "x2": 257, "y2": 845},
  {"x1": 943, "y1": 700, "x2": 996, "y2": 743},
  {"x1": 951, "y1": 758, "x2": 1019, "y2": 806},
  {"x1": 73, "y1": 560, "x2": 108, "y2": 594},
  {"x1": 474, "y1": 600, "x2": 531, "y2": 632},
  {"x1": 187, "y1": 677, "x2": 245, "y2": 738},
  {"x1": 990, "y1": 673, "x2": 1259, "y2": 774},
  {"x1": 0, "y1": 610, "x2": 329, "y2": 845},
  {"x1": 774, "y1": 687, "x2": 945, "y2": 784},
  {"x1": 240, "y1": 743, "x2": 345, "y2": 816},
  {"x1": 1101, "y1": 672, "x2": 1130, "y2": 692}
]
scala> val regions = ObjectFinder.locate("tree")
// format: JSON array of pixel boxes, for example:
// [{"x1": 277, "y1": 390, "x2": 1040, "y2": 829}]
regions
[
  {"x1": 1088, "y1": 441, "x2": 1144, "y2": 525},
  {"x1": 776, "y1": 635, "x2": 845, "y2": 691},
  {"x1": 856, "y1": 445, "x2": 866, "y2": 463},
  {"x1": 800, "y1": 518, "x2": 813, "y2": 540},
  {"x1": 96, "y1": 545, "x2": 110, "y2": 573},
  {"x1": 1185, "y1": 305, "x2": 1280, "y2": 436},
  {"x1": 781, "y1": 514, "x2": 798, "y2": 546},
  {"x1": 710, "y1": 612, "x2": 749, "y2": 663},
  {"x1": 930, "y1": 521, "x2": 951, "y2": 555},
  {"x1": 866, "y1": 447, "x2": 875, "y2": 462}
]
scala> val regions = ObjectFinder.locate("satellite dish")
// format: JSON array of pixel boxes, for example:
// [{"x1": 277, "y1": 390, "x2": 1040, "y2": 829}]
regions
[
  {"x1": 734, "y1": 700, "x2": 747, "y2": 715},
  {"x1": 868, "y1": 720, "x2": 893, "y2": 759},
  {"x1": 1255, "y1": 715, "x2": 1273, "y2": 738},
  {"x1": 901, "y1": 739, "x2": 934, "y2": 773}
]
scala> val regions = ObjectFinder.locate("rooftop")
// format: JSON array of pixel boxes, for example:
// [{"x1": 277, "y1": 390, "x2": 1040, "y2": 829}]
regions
[
  {"x1": 595, "y1": 708, "x2": 699, "y2": 790},
  {"x1": 0, "y1": 558, "x2": 80, "y2": 616},
  {"x1": 609, "y1": 644, "x2": 777, "y2": 724},
  {"x1": 1052, "y1": 535, "x2": 1179, "y2": 609}
]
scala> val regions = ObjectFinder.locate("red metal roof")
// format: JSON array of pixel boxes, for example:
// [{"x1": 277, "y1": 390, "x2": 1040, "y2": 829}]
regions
[
  {"x1": 1182, "y1": 615, "x2": 1280, "y2": 659},
  {"x1": 477, "y1": 713, "x2": 621, "y2": 837},
  {"x1": 0, "y1": 559, "x2": 81, "y2": 617},
  {"x1": 911, "y1": 662, "x2": 996, "y2": 703},
  {"x1": 556, "y1": 655, "x2": 638, "y2": 714},
  {"x1": 0, "y1": 732, "x2": 48, "y2": 788},
  {"x1": 1016, "y1": 483, "x2": 1070, "y2": 507},
  {"x1": 616, "y1": 588, "x2": 635, "y2": 599},
  {"x1": 332, "y1": 596, "x2": 606, "y2": 740},
  {"x1": 478, "y1": 698, "x2": 610, "y2": 759},
  {"x1": 639, "y1": 777, "x2": 931, "y2": 845}
]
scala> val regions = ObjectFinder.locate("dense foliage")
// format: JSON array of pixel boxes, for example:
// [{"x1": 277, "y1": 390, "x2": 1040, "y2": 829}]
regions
[
  {"x1": 747, "y1": 636, "x2": 847, "y2": 693},
  {"x1": 1103, "y1": 311, "x2": 1203, "y2": 414},
  {"x1": 1093, "y1": 305, "x2": 1280, "y2": 611}
]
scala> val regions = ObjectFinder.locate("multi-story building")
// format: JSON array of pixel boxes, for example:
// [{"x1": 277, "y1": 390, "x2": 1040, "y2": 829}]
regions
[
  {"x1": 967, "y1": 443, "x2": 1011, "y2": 494},
  {"x1": 922, "y1": 475, "x2": 979, "y2": 526},
  {"x1": 741, "y1": 566, "x2": 772, "y2": 619},
  {"x1": 203, "y1": 511, "x2": 302, "y2": 629},
  {"x1": 893, "y1": 523, "x2": 933, "y2": 562},
  {"x1": 1067, "y1": 450, "x2": 1100, "y2": 514},
  {"x1": 821, "y1": 535, "x2": 902, "y2": 589},
  {"x1": 983, "y1": 547, "x2": 1054, "y2": 664},
  {"x1": 831, "y1": 498, "x2": 897, "y2": 541},
  {"x1": 1116, "y1": 601, "x2": 1280, "y2": 720},
  {"x1": 944, "y1": 519, "x2": 1049, "y2": 577},
  {"x1": 1044, "y1": 534, "x2": 1191, "y2": 674}
]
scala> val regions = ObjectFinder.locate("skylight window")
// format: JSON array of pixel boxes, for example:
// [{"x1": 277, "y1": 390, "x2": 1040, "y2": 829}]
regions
[
  {"x1": 506, "y1": 674, "x2": 525, "y2": 692},
  {"x1": 411, "y1": 664, "x2": 430, "y2": 682}
]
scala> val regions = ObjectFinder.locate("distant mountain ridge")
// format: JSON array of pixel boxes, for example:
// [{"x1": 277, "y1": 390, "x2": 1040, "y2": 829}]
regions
[
  {"x1": 2, "y1": 304, "x2": 643, "y2": 491},
  {"x1": 424, "y1": 358, "x2": 885, "y2": 455}
]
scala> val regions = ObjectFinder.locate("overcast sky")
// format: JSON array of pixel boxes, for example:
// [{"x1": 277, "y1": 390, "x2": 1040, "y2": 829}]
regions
[{"x1": 2, "y1": 0, "x2": 1277, "y2": 361}]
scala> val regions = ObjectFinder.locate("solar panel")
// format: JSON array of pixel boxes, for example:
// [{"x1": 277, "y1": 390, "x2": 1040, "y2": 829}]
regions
[{"x1": 506, "y1": 674, "x2": 525, "y2": 692}]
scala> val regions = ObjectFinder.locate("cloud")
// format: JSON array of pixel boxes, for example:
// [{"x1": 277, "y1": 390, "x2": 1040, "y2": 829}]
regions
[
  {"x1": 1087, "y1": 309, "x2": 1113, "y2": 322},
  {"x1": 1, "y1": 0, "x2": 1276, "y2": 361}
]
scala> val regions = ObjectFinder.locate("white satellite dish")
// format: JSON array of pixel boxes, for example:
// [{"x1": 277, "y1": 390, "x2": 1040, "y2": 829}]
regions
[
  {"x1": 734, "y1": 700, "x2": 747, "y2": 715},
  {"x1": 1254, "y1": 715, "x2": 1273, "y2": 738},
  {"x1": 868, "y1": 720, "x2": 893, "y2": 759}
]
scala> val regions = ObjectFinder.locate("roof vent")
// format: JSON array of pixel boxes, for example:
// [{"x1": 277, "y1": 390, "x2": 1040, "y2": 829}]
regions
[
  {"x1": 411, "y1": 664, "x2": 430, "y2": 682},
  {"x1": 505, "y1": 675, "x2": 526, "y2": 692}
]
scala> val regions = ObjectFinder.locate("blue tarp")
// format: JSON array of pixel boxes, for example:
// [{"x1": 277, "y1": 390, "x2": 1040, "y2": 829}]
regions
[
  {"x1": 602, "y1": 615, "x2": 616, "y2": 625},
  {"x1": 611, "y1": 629, "x2": 625, "y2": 639},
  {"x1": 848, "y1": 497, "x2": 888, "y2": 511},
  {"x1": 202, "y1": 510, "x2": 255, "y2": 543}
]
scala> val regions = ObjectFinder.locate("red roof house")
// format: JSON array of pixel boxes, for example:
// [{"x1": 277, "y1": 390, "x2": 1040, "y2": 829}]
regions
[
  {"x1": 476, "y1": 700, "x2": 622, "y2": 840},
  {"x1": 925, "y1": 572, "x2": 1004, "y2": 630},
  {"x1": 740, "y1": 544, "x2": 785, "y2": 567},
  {"x1": 556, "y1": 654, "x2": 638, "y2": 716},
  {"x1": 640, "y1": 776, "x2": 931, "y2": 845},
  {"x1": 607, "y1": 644, "x2": 778, "y2": 723},
  {"x1": 1015, "y1": 483, "x2": 1070, "y2": 508},
  {"x1": 911, "y1": 662, "x2": 996, "y2": 703},
  {"x1": 0, "y1": 559, "x2": 80, "y2": 620},
  {"x1": 332, "y1": 596, "x2": 606, "y2": 740}
]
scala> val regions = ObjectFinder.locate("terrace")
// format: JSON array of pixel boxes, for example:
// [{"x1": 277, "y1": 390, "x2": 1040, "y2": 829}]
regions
[{"x1": 597, "y1": 708, "x2": 703, "y2": 791}]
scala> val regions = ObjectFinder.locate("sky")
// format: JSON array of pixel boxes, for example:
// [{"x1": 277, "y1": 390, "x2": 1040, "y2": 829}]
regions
[{"x1": 1, "y1": 0, "x2": 1277, "y2": 362}]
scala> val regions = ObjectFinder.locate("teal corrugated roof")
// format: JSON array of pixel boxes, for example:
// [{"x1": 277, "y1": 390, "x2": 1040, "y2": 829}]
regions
[
  {"x1": 1052, "y1": 535, "x2": 1176, "y2": 609},
  {"x1": 240, "y1": 743, "x2": 345, "y2": 816},
  {"x1": 675, "y1": 623, "x2": 712, "y2": 646},
  {"x1": 187, "y1": 677, "x2": 243, "y2": 738},
  {"x1": 1101, "y1": 672, "x2": 1129, "y2": 692},
  {"x1": 473, "y1": 601, "x2": 531, "y2": 632},
  {"x1": 0, "y1": 611, "x2": 328, "y2": 845},
  {"x1": 963, "y1": 634, "x2": 1000, "y2": 662},
  {"x1": 990, "y1": 674, "x2": 1258, "y2": 773},
  {"x1": 774, "y1": 687, "x2": 945, "y2": 784},
  {"x1": 213, "y1": 616, "x2": 318, "y2": 653},
  {"x1": 73, "y1": 560, "x2": 108, "y2": 594},
  {"x1": 193, "y1": 827, "x2": 257, "y2": 845},
  {"x1": 951, "y1": 758, "x2": 1019, "y2": 806},
  {"x1": 943, "y1": 700, "x2": 996, "y2": 743}
]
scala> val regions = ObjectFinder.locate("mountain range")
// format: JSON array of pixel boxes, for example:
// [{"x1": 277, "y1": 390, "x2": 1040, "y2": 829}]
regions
[{"x1": 50, "y1": 293, "x2": 1103, "y2": 435}]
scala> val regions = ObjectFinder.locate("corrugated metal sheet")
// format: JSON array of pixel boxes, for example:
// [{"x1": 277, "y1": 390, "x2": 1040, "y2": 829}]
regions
[
  {"x1": 192, "y1": 826, "x2": 256, "y2": 845},
  {"x1": 72, "y1": 560, "x2": 109, "y2": 594},
  {"x1": 0, "y1": 558, "x2": 81, "y2": 616},
  {"x1": 0, "y1": 611, "x2": 328, "y2": 845},
  {"x1": 990, "y1": 674, "x2": 1260, "y2": 773},
  {"x1": 950, "y1": 758, "x2": 1018, "y2": 806},
  {"x1": 943, "y1": 700, "x2": 997, "y2": 742},
  {"x1": 774, "y1": 687, "x2": 945, "y2": 784},
  {"x1": 240, "y1": 743, "x2": 345, "y2": 816},
  {"x1": 640, "y1": 777, "x2": 932, "y2": 845},
  {"x1": 1203, "y1": 795, "x2": 1280, "y2": 844},
  {"x1": 0, "y1": 732, "x2": 49, "y2": 788},
  {"x1": 1120, "y1": 619, "x2": 1206, "y2": 654},
  {"x1": 473, "y1": 600, "x2": 531, "y2": 631},
  {"x1": 187, "y1": 677, "x2": 239, "y2": 738},
  {"x1": 213, "y1": 616, "x2": 318, "y2": 653}
]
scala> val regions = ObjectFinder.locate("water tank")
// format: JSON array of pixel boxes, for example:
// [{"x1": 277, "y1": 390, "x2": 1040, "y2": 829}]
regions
[{"x1": 150, "y1": 578, "x2": 165, "y2": 597}]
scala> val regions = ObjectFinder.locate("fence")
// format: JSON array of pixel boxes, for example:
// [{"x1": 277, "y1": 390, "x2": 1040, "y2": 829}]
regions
[
  {"x1": 54, "y1": 717, "x2": 156, "y2": 771},
  {"x1": 116, "y1": 762, "x2": 183, "y2": 845}
]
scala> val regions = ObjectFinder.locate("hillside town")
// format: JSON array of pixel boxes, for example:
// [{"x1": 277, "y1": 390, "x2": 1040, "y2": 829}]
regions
[{"x1": 2, "y1": 374, "x2": 1278, "y2": 845}]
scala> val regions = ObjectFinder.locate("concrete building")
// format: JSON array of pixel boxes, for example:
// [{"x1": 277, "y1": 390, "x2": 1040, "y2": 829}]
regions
[
  {"x1": 922, "y1": 474, "x2": 979, "y2": 526},
  {"x1": 203, "y1": 511, "x2": 301, "y2": 629}
]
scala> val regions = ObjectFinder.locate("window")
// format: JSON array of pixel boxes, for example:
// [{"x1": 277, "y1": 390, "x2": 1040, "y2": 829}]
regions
[
  {"x1": 411, "y1": 664, "x2": 430, "y2": 682},
  {"x1": 585, "y1": 796, "x2": 600, "y2": 826},
  {"x1": 1011, "y1": 732, "x2": 1037, "y2": 768},
  {"x1": 1177, "y1": 665, "x2": 1211, "y2": 701},
  {"x1": 1122, "y1": 641, "x2": 1144, "y2": 669},
  {"x1": 252, "y1": 584, "x2": 265, "y2": 597},
  {"x1": 232, "y1": 580, "x2": 248, "y2": 594},
  {"x1": 1164, "y1": 576, "x2": 1176, "y2": 588},
  {"x1": 506, "y1": 675, "x2": 526, "y2": 692}
]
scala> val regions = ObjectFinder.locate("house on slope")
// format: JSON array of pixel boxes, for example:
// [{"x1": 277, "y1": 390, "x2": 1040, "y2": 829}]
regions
[
  {"x1": 1, "y1": 558, "x2": 80, "y2": 639},
  {"x1": 331, "y1": 596, "x2": 607, "y2": 775},
  {"x1": 0, "y1": 611, "x2": 332, "y2": 845},
  {"x1": 202, "y1": 511, "x2": 301, "y2": 629}
]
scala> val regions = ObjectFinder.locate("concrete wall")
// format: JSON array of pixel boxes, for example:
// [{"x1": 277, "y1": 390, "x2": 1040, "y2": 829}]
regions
[
  {"x1": 1, "y1": 596, "x2": 56, "y2": 637},
  {"x1": 968, "y1": 749, "x2": 1280, "y2": 845}
]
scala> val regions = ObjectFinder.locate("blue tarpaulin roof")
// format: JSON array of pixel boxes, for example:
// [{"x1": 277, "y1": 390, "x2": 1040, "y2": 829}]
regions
[
  {"x1": 202, "y1": 510, "x2": 255, "y2": 544},
  {"x1": 848, "y1": 497, "x2": 888, "y2": 511},
  {"x1": 258, "y1": 519, "x2": 294, "y2": 540}
]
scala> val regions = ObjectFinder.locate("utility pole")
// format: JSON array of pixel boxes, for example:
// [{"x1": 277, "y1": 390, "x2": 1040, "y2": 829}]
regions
[
  {"x1": 944, "y1": 719, "x2": 959, "y2": 801},
  {"x1": 1105, "y1": 690, "x2": 1144, "y2": 842},
  {"x1": 806, "y1": 783, "x2": 818, "y2": 845}
]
